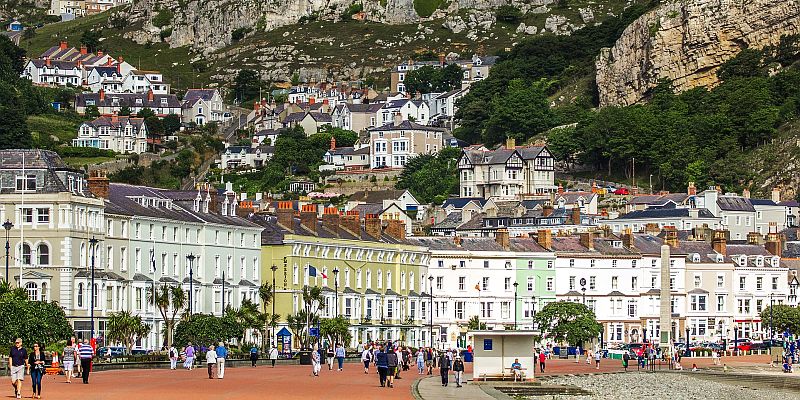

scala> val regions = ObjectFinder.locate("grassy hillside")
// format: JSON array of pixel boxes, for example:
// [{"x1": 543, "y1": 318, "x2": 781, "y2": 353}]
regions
[{"x1": 19, "y1": 0, "x2": 631, "y2": 92}]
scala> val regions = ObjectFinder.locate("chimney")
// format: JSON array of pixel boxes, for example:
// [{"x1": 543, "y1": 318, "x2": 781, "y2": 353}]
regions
[
  {"x1": 393, "y1": 112, "x2": 402, "y2": 126},
  {"x1": 385, "y1": 219, "x2": 406, "y2": 240},
  {"x1": 87, "y1": 170, "x2": 110, "y2": 199},
  {"x1": 664, "y1": 227, "x2": 678, "y2": 248},
  {"x1": 772, "y1": 187, "x2": 781, "y2": 203},
  {"x1": 742, "y1": 188, "x2": 750, "y2": 199},
  {"x1": 711, "y1": 230, "x2": 727, "y2": 256},
  {"x1": 687, "y1": 182, "x2": 696, "y2": 196},
  {"x1": 111, "y1": 112, "x2": 118, "y2": 123},
  {"x1": 80, "y1": 45, "x2": 87, "y2": 55},
  {"x1": 309, "y1": 97, "x2": 315, "y2": 105},
  {"x1": 571, "y1": 207, "x2": 581, "y2": 225},
  {"x1": 365, "y1": 214, "x2": 381, "y2": 239},
  {"x1": 644, "y1": 223, "x2": 660, "y2": 235},
  {"x1": 300, "y1": 204, "x2": 318, "y2": 234},
  {"x1": 97, "y1": 50, "x2": 104, "y2": 57},
  {"x1": 536, "y1": 229, "x2": 552, "y2": 250},
  {"x1": 106, "y1": 58, "x2": 112, "y2": 66},
  {"x1": 77, "y1": 60, "x2": 82, "y2": 68},
  {"x1": 542, "y1": 205, "x2": 553, "y2": 217},
  {"x1": 147, "y1": 89, "x2": 154, "y2": 102},
  {"x1": 116, "y1": 62, "x2": 121, "y2": 74},
  {"x1": 321, "y1": 207, "x2": 340, "y2": 235},
  {"x1": 330, "y1": 136, "x2": 336, "y2": 150},
  {"x1": 747, "y1": 232, "x2": 762, "y2": 245},
  {"x1": 341, "y1": 211, "x2": 360, "y2": 235},
  {"x1": 622, "y1": 228, "x2": 635, "y2": 249},
  {"x1": 99, "y1": 89, "x2": 105, "y2": 102},
  {"x1": 254, "y1": 101, "x2": 260, "y2": 111},
  {"x1": 276, "y1": 201, "x2": 295, "y2": 231},
  {"x1": 59, "y1": 40, "x2": 68, "y2": 50},
  {"x1": 765, "y1": 222, "x2": 782, "y2": 256},
  {"x1": 453, "y1": 236, "x2": 462, "y2": 247},
  {"x1": 438, "y1": 53, "x2": 445, "y2": 67},
  {"x1": 118, "y1": 56, "x2": 124, "y2": 64},
  {"x1": 495, "y1": 228, "x2": 510, "y2": 251},
  {"x1": 505, "y1": 137, "x2": 515, "y2": 150},
  {"x1": 579, "y1": 231, "x2": 594, "y2": 250}
]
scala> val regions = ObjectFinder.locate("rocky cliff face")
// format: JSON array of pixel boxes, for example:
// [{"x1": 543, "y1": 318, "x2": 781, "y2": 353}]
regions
[{"x1": 596, "y1": 0, "x2": 800, "y2": 107}]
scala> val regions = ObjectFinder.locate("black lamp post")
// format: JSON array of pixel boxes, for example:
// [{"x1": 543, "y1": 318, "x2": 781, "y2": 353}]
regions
[
  {"x1": 733, "y1": 325, "x2": 739, "y2": 356},
  {"x1": 88, "y1": 237, "x2": 99, "y2": 339},
  {"x1": 271, "y1": 264, "x2": 277, "y2": 347},
  {"x1": 186, "y1": 254, "x2": 196, "y2": 315},
  {"x1": 333, "y1": 268, "x2": 339, "y2": 316},
  {"x1": 3, "y1": 220, "x2": 12, "y2": 284},
  {"x1": 428, "y1": 276, "x2": 434, "y2": 348},
  {"x1": 581, "y1": 286, "x2": 586, "y2": 305},
  {"x1": 531, "y1": 295, "x2": 536, "y2": 329},
  {"x1": 686, "y1": 326, "x2": 691, "y2": 356},
  {"x1": 513, "y1": 281, "x2": 518, "y2": 330},
  {"x1": 769, "y1": 293, "x2": 774, "y2": 355}
]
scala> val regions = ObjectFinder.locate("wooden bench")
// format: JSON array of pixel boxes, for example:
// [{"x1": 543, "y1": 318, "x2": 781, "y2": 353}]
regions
[{"x1": 479, "y1": 368, "x2": 527, "y2": 382}]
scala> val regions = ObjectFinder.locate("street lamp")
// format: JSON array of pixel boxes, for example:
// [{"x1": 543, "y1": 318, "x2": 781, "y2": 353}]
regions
[
  {"x1": 332, "y1": 268, "x2": 339, "y2": 317},
  {"x1": 186, "y1": 254, "x2": 196, "y2": 315},
  {"x1": 271, "y1": 264, "x2": 277, "y2": 347},
  {"x1": 733, "y1": 325, "x2": 739, "y2": 356},
  {"x1": 531, "y1": 295, "x2": 536, "y2": 330},
  {"x1": 513, "y1": 281, "x2": 518, "y2": 330},
  {"x1": 88, "y1": 237, "x2": 100, "y2": 339},
  {"x1": 686, "y1": 326, "x2": 691, "y2": 356},
  {"x1": 581, "y1": 286, "x2": 586, "y2": 305},
  {"x1": 3, "y1": 220, "x2": 12, "y2": 285},
  {"x1": 428, "y1": 276, "x2": 434, "y2": 349},
  {"x1": 769, "y1": 293, "x2": 774, "y2": 355}
]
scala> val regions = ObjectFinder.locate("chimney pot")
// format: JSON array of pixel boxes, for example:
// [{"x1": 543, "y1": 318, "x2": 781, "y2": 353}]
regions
[
  {"x1": 579, "y1": 231, "x2": 594, "y2": 250},
  {"x1": 495, "y1": 228, "x2": 510, "y2": 250},
  {"x1": 87, "y1": 170, "x2": 110, "y2": 199},
  {"x1": 300, "y1": 204, "x2": 318, "y2": 234},
  {"x1": 712, "y1": 230, "x2": 727, "y2": 256},
  {"x1": 688, "y1": 182, "x2": 697, "y2": 196},
  {"x1": 385, "y1": 219, "x2": 406, "y2": 240},
  {"x1": 364, "y1": 214, "x2": 381, "y2": 239},
  {"x1": 536, "y1": 229, "x2": 552, "y2": 250}
]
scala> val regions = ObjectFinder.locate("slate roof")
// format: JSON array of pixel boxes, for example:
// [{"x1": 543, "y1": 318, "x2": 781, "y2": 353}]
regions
[
  {"x1": 349, "y1": 189, "x2": 407, "y2": 203},
  {"x1": 182, "y1": 89, "x2": 217, "y2": 106},
  {"x1": 352, "y1": 203, "x2": 384, "y2": 217},
  {"x1": 460, "y1": 146, "x2": 546, "y2": 166},
  {"x1": 328, "y1": 146, "x2": 370, "y2": 156},
  {"x1": 717, "y1": 196, "x2": 756, "y2": 212},
  {"x1": 0, "y1": 149, "x2": 70, "y2": 170},
  {"x1": 90, "y1": 66, "x2": 121, "y2": 76},
  {"x1": 617, "y1": 208, "x2": 716, "y2": 220},
  {"x1": 247, "y1": 213, "x2": 408, "y2": 245},
  {"x1": 368, "y1": 120, "x2": 443, "y2": 132},
  {"x1": 0, "y1": 149, "x2": 91, "y2": 197},
  {"x1": 83, "y1": 116, "x2": 146, "y2": 130},
  {"x1": 441, "y1": 197, "x2": 487, "y2": 209}
]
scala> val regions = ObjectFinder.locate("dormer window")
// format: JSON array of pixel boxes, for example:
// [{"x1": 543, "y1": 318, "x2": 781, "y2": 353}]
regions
[
  {"x1": 739, "y1": 255, "x2": 747, "y2": 266},
  {"x1": 15, "y1": 175, "x2": 36, "y2": 191},
  {"x1": 135, "y1": 99, "x2": 142, "y2": 105},
  {"x1": 771, "y1": 256, "x2": 780, "y2": 267},
  {"x1": 691, "y1": 253, "x2": 701, "y2": 263},
  {"x1": 715, "y1": 254, "x2": 724, "y2": 263},
  {"x1": 612, "y1": 241, "x2": 622, "y2": 248},
  {"x1": 755, "y1": 256, "x2": 764, "y2": 267}
]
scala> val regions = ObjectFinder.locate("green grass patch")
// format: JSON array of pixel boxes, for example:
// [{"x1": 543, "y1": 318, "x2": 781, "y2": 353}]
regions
[
  {"x1": 152, "y1": 9, "x2": 174, "y2": 28},
  {"x1": 27, "y1": 114, "x2": 82, "y2": 143},
  {"x1": 63, "y1": 156, "x2": 117, "y2": 169},
  {"x1": 413, "y1": 0, "x2": 446, "y2": 18}
]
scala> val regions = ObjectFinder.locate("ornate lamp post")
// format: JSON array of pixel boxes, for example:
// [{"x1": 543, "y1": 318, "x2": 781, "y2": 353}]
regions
[
  {"x1": 186, "y1": 254, "x2": 196, "y2": 315},
  {"x1": 733, "y1": 325, "x2": 739, "y2": 356},
  {"x1": 428, "y1": 275, "x2": 434, "y2": 348},
  {"x1": 513, "y1": 281, "x2": 518, "y2": 330},
  {"x1": 271, "y1": 264, "x2": 277, "y2": 347},
  {"x1": 88, "y1": 237, "x2": 100, "y2": 339},
  {"x1": 3, "y1": 220, "x2": 12, "y2": 284},
  {"x1": 333, "y1": 268, "x2": 339, "y2": 316}
]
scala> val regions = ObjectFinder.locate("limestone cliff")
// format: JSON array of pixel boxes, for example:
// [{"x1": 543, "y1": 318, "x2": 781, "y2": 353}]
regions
[{"x1": 595, "y1": 0, "x2": 800, "y2": 107}]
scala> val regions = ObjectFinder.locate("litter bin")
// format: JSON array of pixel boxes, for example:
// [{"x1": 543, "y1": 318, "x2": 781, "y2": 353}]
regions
[{"x1": 298, "y1": 350, "x2": 312, "y2": 365}]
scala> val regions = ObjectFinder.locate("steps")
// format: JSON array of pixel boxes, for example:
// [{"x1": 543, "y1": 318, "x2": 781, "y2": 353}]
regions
[{"x1": 496, "y1": 385, "x2": 592, "y2": 397}]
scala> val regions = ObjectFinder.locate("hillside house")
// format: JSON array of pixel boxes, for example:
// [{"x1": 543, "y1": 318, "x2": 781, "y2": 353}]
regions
[{"x1": 73, "y1": 115, "x2": 148, "y2": 153}]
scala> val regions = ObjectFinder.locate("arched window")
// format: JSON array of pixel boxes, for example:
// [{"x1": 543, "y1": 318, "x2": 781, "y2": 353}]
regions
[
  {"x1": 21, "y1": 243, "x2": 32, "y2": 265},
  {"x1": 93, "y1": 283, "x2": 99, "y2": 309},
  {"x1": 25, "y1": 282, "x2": 38, "y2": 301},
  {"x1": 77, "y1": 283, "x2": 84, "y2": 308},
  {"x1": 37, "y1": 243, "x2": 49, "y2": 265},
  {"x1": 80, "y1": 242, "x2": 86, "y2": 267}
]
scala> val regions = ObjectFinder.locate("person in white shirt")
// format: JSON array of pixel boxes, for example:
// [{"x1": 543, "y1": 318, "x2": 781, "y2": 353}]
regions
[
  {"x1": 205, "y1": 346, "x2": 217, "y2": 379},
  {"x1": 269, "y1": 346, "x2": 278, "y2": 368},
  {"x1": 168, "y1": 345, "x2": 178, "y2": 370},
  {"x1": 361, "y1": 347, "x2": 372, "y2": 374}
]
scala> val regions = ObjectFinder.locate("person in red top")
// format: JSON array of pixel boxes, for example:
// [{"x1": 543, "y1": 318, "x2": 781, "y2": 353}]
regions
[{"x1": 538, "y1": 351, "x2": 546, "y2": 373}]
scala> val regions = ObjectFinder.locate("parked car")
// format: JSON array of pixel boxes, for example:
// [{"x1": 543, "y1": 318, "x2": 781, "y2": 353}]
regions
[
  {"x1": 97, "y1": 346, "x2": 125, "y2": 357},
  {"x1": 751, "y1": 340, "x2": 784, "y2": 350},
  {"x1": 613, "y1": 187, "x2": 630, "y2": 195},
  {"x1": 727, "y1": 339, "x2": 753, "y2": 351}
]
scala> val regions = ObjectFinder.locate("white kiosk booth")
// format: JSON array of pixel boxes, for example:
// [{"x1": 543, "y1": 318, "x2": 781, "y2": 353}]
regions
[{"x1": 471, "y1": 330, "x2": 536, "y2": 381}]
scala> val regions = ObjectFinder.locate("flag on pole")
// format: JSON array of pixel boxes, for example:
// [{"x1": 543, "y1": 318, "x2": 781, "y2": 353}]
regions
[
  {"x1": 308, "y1": 265, "x2": 317, "y2": 277},
  {"x1": 321, "y1": 271, "x2": 328, "y2": 279}
]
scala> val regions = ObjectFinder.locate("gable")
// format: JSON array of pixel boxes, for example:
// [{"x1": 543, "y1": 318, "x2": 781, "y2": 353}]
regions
[{"x1": 538, "y1": 148, "x2": 551, "y2": 158}]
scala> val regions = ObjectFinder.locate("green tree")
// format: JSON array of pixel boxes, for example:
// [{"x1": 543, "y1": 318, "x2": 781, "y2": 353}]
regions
[
  {"x1": 0, "y1": 84, "x2": 32, "y2": 150},
  {"x1": 106, "y1": 311, "x2": 152, "y2": 353},
  {"x1": 396, "y1": 146, "x2": 460, "y2": 203},
  {"x1": 163, "y1": 114, "x2": 182, "y2": 134},
  {"x1": 148, "y1": 284, "x2": 185, "y2": 347},
  {"x1": 495, "y1": 5, "x2": 523, "y2": 22},
  {"x1": 717, "y1": 48, "x2": 765, "y2": 81},
  {"x1": 137, "y1": 108, "x2": 156, "y2": 119},
  {"x1": 232, "y1": 69, "x2": 263, "y2": 105},
  {"x1": 173, "y1": 313, "x2": 244, "y2": 347},
  {"x1": 403, "y1": 65, "x2": 437, "y2": 94},
  {"x1": 85, "y1": 105, "x2": 101, "y2": 120},
  {"x1": 533, "y1": 301, "x2": 601, "y2": 346},
  {"x1": 80, "y1": 29, "x2": 102, "y2": 53},
  {"x1": 320, "y1": 316, "x2": 351, "y2": 347},
  {"x1": 467, "y1": 315, "x2": 487, "y2": 330},
  {"x1": 0, "y1": 282, "x2": 74, "y2": 348},
  {"x1": 118, "y1": 106, "x2": 131, "y2": 116},
  {"x1": 759, "y1": 305, "x2": 800, "y2": 337},
  {"x1": 483, "y1": 78, "x2": 553, "y2": 146}
]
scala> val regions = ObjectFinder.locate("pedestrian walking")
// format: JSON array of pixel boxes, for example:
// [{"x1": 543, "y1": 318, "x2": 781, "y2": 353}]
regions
[
  {"x1": 326, "y1": 345, "x2": 334, "y2": 370},
  {"x1": 594, "y1": 349, "x2": 601, "y2": 369},
  {"x1": 538, "y1": 350, "x2": 546, "y2": 373},
  {"x1": 205, "y1": 345, "x2": 217, "y2": 379},
  {"x1": 71, "y1": 336, "x2": 81, "y2": 379},
  {"x1": 386, "y1": 346, "x2": 398, "y2": 388},
  {"x1": 586, "y1": 349, "x2": 592, "y2": 365},
  {"x1": 416, "y1": 348, "x2": 425, "y2": 374},
  {"x1": 335, "y1": 343, "x2": 345, "y2": 371},
  {"x1": 425, "y1": 347, "x2": 433, "y2": 375},
  {"x1": 361, "y1": 346, "x2": 372, "y2": 374},
  {"x1": 62, "y1": 339, "x2": 76, "y2": 384},
  {"x1": 311, "y1": 344, "x2": 321, "y2": 377},
  {"x1": 712, "y1": 350, "x2": 720, "y2": 365},
  {"x1": 28, "y1": 343, "x2": 46, "y2": 399},
  {"x1": 216, "y1": 342, "x2": 227, "y2": 379},
  {"x1": 575, "y1": 346, "x2": 581, "y2": 363},
  {"x1": 376, "y1": 345, "x2": 389, "y2": 387},
  {"x1": 452, "y1": 355, "x2": 465, "y2": 388},
  {"x1": 250, "y1": 345, "x2": 259, "y2": 367},
  {"x1": 168, "y1": 345, "x2": 178, "y2": 370},
  {"x1": 78, "y1": 339, "x2": 94, "y2": 384},
  {"x1": 622, "y1": 351, "x2": 630, "y2": 372},
  {"x1": 9, "y1": 338, "x2": 28, "y2": 399},
  {"x1": 438, "y1": 351, "x2": 451, "y2": 386},
  {"x1": 394, "y1": 347, "x2": 402, "y2": 380},
  {"x1": 269, "y1": 346, "x2": 278, "y2": 367},
  {"x1": 183, "y1": 342, "x2": 195, "y2": 370}
]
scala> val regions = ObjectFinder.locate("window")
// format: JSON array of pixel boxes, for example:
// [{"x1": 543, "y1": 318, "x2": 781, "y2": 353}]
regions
[
  {"x1": 504, "y1": 277, "x2": 511, "y2": 291},
  {"x1": 436, "y1": 276, "x2": 443, "y2": 290},
  {"x1": 772, "y1": 277, "x2": 779, "y2": 290},
  {"x1": 21, "y1": 243, "x2": 31, "y2": 265},
  {"x1": 455, "y1": 301, "x2": 464, "y2": 319},
  {"x1": 631, "y1": 276, "x2": 638, "y2": 290},
  {"x1": 612, "y1": 260, "x2": 617, "y2": 268},
  {"x1": 36, "y1": 208, "x2": 49, "y2": 223},
  {"x1": 569, "y1": 259, "x2": 575, "y2": 268},
  {"x1": 569, "y1": 276, "x2": 575, "y2": 290},
  {"x1": 528, "y1": 260, "x2": 534, "y2": 269},
  {"x1": 717, "y1": 275, "x2": 724, "y2": 288},
  {"x1": 589, "y1": 276, "x2": 596, "y2": 290},
  {"x1": 716, "y1": 295, "x2": 725, "y2": 312},
  {"x1": 25, "y1": 282, "x2": 38, "y2": 301},
  {"x1": 694, "y1": 275, "x2": 701, "y2": 288},
  {"x1": 527, "y1": 276, "x2": 534, "y2": 291},
  {"x1": 547, "y1": 260, "x2": 554, "y2": 269},
  {"x1": 546, "y1": 277, "x2": 554, "y2": 292},
  {"x1": 627, "y1": 300, "x2": 637, "y2": 317},
  {"x1": 482, "y1": 277, "x2": 489, "y2": 291},
  {"x1": 756, "y1": 299, "x2": 764, "y2": 313},
  {"x1": 612, "y1": 276, "x2": 618, "y2": 290},
  {"x1": 37, "y1": 243, "x2": 49, "y2": 265},
  {"x1": 481, "y1": 302, "x2": 493, "y2": 318},
  {"x1": 483, "y1": 260, "x2": 489, "y2": 268},
  {"x1": 501, "y1": 302, "x2": 510, "y2": 319},
  {"x1": 21, "y1": 208, "x2": 33, "y2": 223},
  {"x1": 756, "y1": 277, "x2": 763, "y2": 290},
  {"x1": 738, "y1": 299, "x2": 751, "y2": 314},
  {"x1": 15, "y1": 175, "x2": 36, "y2": 191},
  {"x1": 458, "y1": 276, "x2": 465, "y2": 291},
  {"x1": 632, "y1": 260, "x2": 637, "y2": 268},
  {"x1": 690, "y1": 295, "x2": 707, "y2": 311},
  {"x1": 437, "y1": 260, "x2": 444, "y2": 268},
  {"x1": 77, "y1": 283, "x2": 84, "y2": 307},
  {"x1": 739, "y1": 276, "x2": 746, "y2": 290}
]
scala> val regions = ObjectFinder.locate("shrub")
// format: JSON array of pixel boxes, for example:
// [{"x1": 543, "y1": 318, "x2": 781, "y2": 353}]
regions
[
  {"x1": 495, "y1": 5, "x2": 522, "y2": 23},
  {"x1": 413, "y1": 0, "x2": 445, "y2": 18},
  {"x1": 56, "y1": 147, "x2": 116, "y2": 158},
  {"x1": 159, "y1": 28, "x2": 173, "y2": 41},
  {"x1": 152, "y1": 9, "x2": 174, "y2": 28},
  {"x1": 231, "y1": 27, "x2": 252, "y2": 42}
]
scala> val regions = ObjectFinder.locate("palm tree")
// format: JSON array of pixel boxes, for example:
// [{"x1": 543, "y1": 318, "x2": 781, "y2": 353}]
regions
[
  {"x1": 301, "y1": 285, "x2": 325, "y2": 348},
  {"x1": 257, "y1": 282, "x2": 280, "y2": 349},
  {"x1": 106, "y1": 311, "x2": 152, "y2": 354},
  {"x1": 0, "y1": 280, "x2": 26, "y2": 300},
  {"x1": 148, "y1": 283, "x2": 186, "y2": 347}
]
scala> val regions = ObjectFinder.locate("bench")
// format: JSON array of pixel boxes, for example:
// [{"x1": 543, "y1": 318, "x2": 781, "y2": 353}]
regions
[{"x1": 479, "y1": 368, "x2": 527, "y2": 382}]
